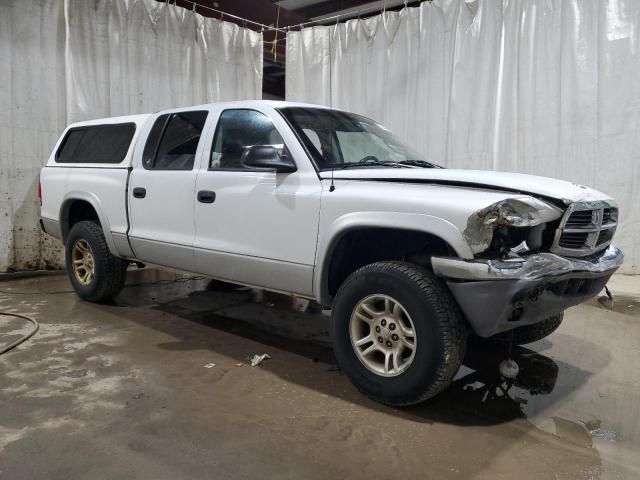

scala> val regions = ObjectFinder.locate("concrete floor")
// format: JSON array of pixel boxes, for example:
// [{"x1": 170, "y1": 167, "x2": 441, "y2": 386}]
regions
[{"x1": 1, "y1": 269, "x2": 639, "y2": 480}]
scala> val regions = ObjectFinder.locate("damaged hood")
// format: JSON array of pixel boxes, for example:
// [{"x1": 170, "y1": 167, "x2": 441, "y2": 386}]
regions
[{"x1": 322, "y1": 168, "x2": 614, "y2": 205}]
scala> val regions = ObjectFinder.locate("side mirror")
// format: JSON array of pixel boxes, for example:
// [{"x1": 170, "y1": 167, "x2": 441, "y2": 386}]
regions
[{"x1": 240, "y1": 145, "x2": 296, "y2": 173}]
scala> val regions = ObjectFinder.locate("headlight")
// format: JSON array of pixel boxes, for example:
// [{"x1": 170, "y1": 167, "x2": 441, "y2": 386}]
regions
[{"x1": 463, "y1": 198, "x2": 563, "y2": 255}]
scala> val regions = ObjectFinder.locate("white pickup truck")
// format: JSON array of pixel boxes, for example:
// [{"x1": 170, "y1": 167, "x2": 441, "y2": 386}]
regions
[{"x1": 40, "y1": 100, "x2": 623, "y2": 406}]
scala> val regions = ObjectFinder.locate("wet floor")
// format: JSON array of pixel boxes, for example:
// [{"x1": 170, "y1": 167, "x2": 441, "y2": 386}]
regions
[{"x1": 1, "y1": 268, "x2": 639, "y2": 479}]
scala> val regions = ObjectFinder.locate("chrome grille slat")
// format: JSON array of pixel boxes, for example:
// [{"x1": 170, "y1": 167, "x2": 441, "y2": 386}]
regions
[
  {"x1": 565, "y1": 215, "x2": 592, "y2": 228},
  {"x1": 550, "y1": 202, "x2": 618, "y2": 257},
  {"x1": 563, "y1": 223, "x2": 617, "y2": 233}
]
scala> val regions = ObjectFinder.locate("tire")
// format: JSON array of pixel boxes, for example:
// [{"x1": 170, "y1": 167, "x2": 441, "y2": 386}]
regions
[
  {"x1": 331, "y1": 261, "x2": 467, "y2": 406},
  {"x1": 65, "y1": 221, "x2": 128, "y2": 302},
  {"x1": 480, "y1": 313, "x2": 564, "y2": 346}
]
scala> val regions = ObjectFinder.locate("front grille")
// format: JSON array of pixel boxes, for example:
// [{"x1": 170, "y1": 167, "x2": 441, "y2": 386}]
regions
[
  {"x1": 551, "y1": 203, "x2": 617, "y2": 257},
  {"x1": 596, "y1": 229, "x2": 614, "y2": 246},
  {"x1": 565, "y1": 210, "x2": 593, "y2": 227},
  {"x1": 559, "y1": 231, "x2": 589, "y2": 248}
]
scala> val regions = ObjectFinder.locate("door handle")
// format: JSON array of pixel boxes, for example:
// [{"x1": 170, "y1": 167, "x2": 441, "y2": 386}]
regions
[
  {"x1": 133, "y1": 187, "x2": 146, "y2": 199},
  {"x1": 197, "y1": 190, "x2": 216, "y2": 204}
]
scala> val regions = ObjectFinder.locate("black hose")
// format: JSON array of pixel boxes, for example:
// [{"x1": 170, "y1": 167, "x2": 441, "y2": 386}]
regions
[{"x1": 0, "y1": 311, "x2": 39, "y2": 355}]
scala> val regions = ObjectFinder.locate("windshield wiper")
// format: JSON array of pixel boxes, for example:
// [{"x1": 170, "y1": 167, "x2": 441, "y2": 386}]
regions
[
  {"x1": 326, "y1": 160, "x2": 412, "y2": 170},
  {"x1": 396, "y1": 160, "x2": 444, "y2": 169},
  {"x1": 324, "y1": 159, "x2": 444, "y2": 170}
]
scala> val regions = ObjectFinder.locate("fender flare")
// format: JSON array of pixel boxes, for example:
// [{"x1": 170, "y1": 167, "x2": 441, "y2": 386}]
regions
[
  {"x1": 313, "y1": 211, "x2": 474, "y2": 305},
  {"x1": 59, "y1": 191, "x2": 118, "y2": 256}
]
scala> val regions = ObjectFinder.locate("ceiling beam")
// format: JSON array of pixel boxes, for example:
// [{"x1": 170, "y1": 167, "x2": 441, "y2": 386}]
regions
[
  {"x1": 286, "y1": 0, "x2": 378, "y2": 19},
  {"x1": 168, "y1": 0, "x2": 309, "y2": 62}
]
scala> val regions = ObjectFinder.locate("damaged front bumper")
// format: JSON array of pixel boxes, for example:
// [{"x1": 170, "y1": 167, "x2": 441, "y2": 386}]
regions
[{"x1": 431, "y1": 246, "x2": 623, "y2": 337}]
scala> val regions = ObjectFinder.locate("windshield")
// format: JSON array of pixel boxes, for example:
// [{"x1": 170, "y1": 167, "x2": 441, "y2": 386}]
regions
[{"x1": 278, "y1": 107, "x2": 439, "y2": 170}]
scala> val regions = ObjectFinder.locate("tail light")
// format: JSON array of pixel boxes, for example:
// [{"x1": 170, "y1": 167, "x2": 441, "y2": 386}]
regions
[{"x1": 37, "y1": 176, "x2": 42, "y2": 206}]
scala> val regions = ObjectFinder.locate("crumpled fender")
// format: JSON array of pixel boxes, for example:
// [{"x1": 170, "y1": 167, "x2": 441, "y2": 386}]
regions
[
  {"x1": 313, "y1": 211, "x2": 474, "y2": 304},
  {"x1": 463, "y1": 198, "x2": 563, "y2": 254}
]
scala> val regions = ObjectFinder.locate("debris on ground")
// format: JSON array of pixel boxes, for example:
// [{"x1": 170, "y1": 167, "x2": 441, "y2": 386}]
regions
[
  {"x1": 250, "y1": 353, "x2": 271, "y2": 367},
  {"x1": 203, "y1": 362, "x2": 216, "y2": 368},
  {"x1": 589, "y1": 428, "x2": 617, "y2": 442},
  {"x1": 235, "y1": 363, "x2": 244, "y2": 367}
]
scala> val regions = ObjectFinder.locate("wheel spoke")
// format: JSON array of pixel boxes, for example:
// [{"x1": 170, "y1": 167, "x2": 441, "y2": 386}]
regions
[
  {"x1": 399, "y1": 322, "x2": 414, "y2": 337},
  {"x1": 360, "y1": 303, "x2": 379, "y2": 317},
  {"x1": 354, "y1": 311, "x2": 374, "y2": 325},
  {"x1": 391, "y1": 302, "x2": 401, "y2": 320},
  {"x1": 73, "y1": 259, "x2": 84, "y2": 265},
  {"x1": 85, "y1": 271, "x2": 93, "y2": 283},
  {"x1": 384, "y1": 297, "x2": 392, "y2": 315},
  {"x1": 384, "y1": 350, "x2": 392, "y2": 373},
  {"x1": 402, "y1": 336, "x2": 415, "y2": 349},
  {"x1": 361, "y1": 343, "x2": 379, "y2": 357},
  {"x1": 354, "y1": 334, "x2": 373, "y2": 347},
  {"x1": 392, "y1": 349, "x2": 401, "y2": 371}
]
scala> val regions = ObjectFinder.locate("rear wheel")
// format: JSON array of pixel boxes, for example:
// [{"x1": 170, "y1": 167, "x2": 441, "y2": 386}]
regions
[
  {"x1": 331, "y1": 261, "x2": 466, "y2": 406},
  {"x1": 65, "y1": 221, "x2": 128, "y2": 302}
]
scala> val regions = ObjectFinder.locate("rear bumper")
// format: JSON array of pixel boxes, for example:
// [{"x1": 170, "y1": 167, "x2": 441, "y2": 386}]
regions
[
  {"x1": 40, "y1": 217, "x2": 61, "y2": 240},
  {"x1": 431, "y1": 246, "x2": 623, "y2": 337}
]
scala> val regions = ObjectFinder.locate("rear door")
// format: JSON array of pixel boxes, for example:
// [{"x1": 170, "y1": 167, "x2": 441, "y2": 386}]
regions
[{"x1": 128, "y1": 109, "x2": 210, "y2": 270}]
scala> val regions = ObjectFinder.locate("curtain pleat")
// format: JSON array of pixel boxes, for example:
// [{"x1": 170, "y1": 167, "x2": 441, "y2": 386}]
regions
[
  {"x1": 0, "y1": 0, "x2": 263, "y2": 271},
  {"x1": 285, "y1": 0, "x2": 640, "y2": 273}
]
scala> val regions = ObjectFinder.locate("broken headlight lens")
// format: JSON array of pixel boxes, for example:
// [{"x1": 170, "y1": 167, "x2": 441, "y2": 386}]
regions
[{"x1": 463, "y1": 198, "x2": 563, "y2": 255}]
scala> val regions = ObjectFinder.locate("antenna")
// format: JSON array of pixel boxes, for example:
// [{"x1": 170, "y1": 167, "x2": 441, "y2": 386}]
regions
[
  {"x1": 330, "y1": 164, "x2": 335, "y2": 191},
  {"x1": 328, "y1": 16, "x2": 338, "y2": 192}
]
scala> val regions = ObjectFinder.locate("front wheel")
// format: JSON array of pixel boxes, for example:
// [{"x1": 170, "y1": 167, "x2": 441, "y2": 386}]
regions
[
  {"x1": 331, "y1": 261, "x2": 467, "y2": 406},
  {"x1": 65, "y1": 221, "x2": 128, "y2": 302}
]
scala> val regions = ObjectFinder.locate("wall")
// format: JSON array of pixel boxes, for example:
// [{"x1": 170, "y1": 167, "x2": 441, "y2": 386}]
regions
[
  {"x1": 285, "y1": 0, "x2": 640, "y2": 273},
  {"x1": 0, "y1": 0, "x2": 263, "y2": 271}
]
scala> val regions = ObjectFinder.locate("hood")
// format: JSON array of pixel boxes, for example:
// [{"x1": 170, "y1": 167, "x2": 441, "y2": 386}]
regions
[{"x1": 322, "y1": 168, "x2": 614, "y2": 206}]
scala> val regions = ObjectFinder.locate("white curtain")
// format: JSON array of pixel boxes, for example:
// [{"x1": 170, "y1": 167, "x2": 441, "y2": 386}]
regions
[
  {"x1": 286, "y1": 0, "x2": 640, "y2": 274},
  {"x1": 0, "y1": 0, "x2": 263, "y2": 272}
]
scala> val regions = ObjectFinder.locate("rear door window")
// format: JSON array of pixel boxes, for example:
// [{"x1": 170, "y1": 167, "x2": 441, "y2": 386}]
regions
[
  {"x1": 142, "y1": 111, "x2": 208, "y2": 171},
  {"x1": 56, "y1": 123, "x2": 136, "y2": 163}
]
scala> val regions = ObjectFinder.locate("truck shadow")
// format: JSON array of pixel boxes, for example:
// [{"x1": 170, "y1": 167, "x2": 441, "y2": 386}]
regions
[{"x1": 114, "y1": 272, "x2": 606, "y2": 429}]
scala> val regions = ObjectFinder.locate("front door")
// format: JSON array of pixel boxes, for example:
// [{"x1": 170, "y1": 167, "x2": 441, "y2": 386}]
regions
[
  {"x1": 128, "y1": 109, "x2": 209, "y2": 271},
  {"x1": 193, "y1": 108, "x2": 321, "y2": 296}
]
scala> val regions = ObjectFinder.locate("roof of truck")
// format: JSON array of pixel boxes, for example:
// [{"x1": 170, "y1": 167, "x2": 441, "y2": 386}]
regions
[
  {"x1": 163, "y1": 100, "x2": 336, "y2": 111},
  {"x1": 65, "y1": 101, "x2": 338, "y2": 128},
  {"x1": 50, "y1": 101, "x2": 343, "y2": 168},
  {"x1": 66, "y1": 113, "x2": 152, "y2": 130}
]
